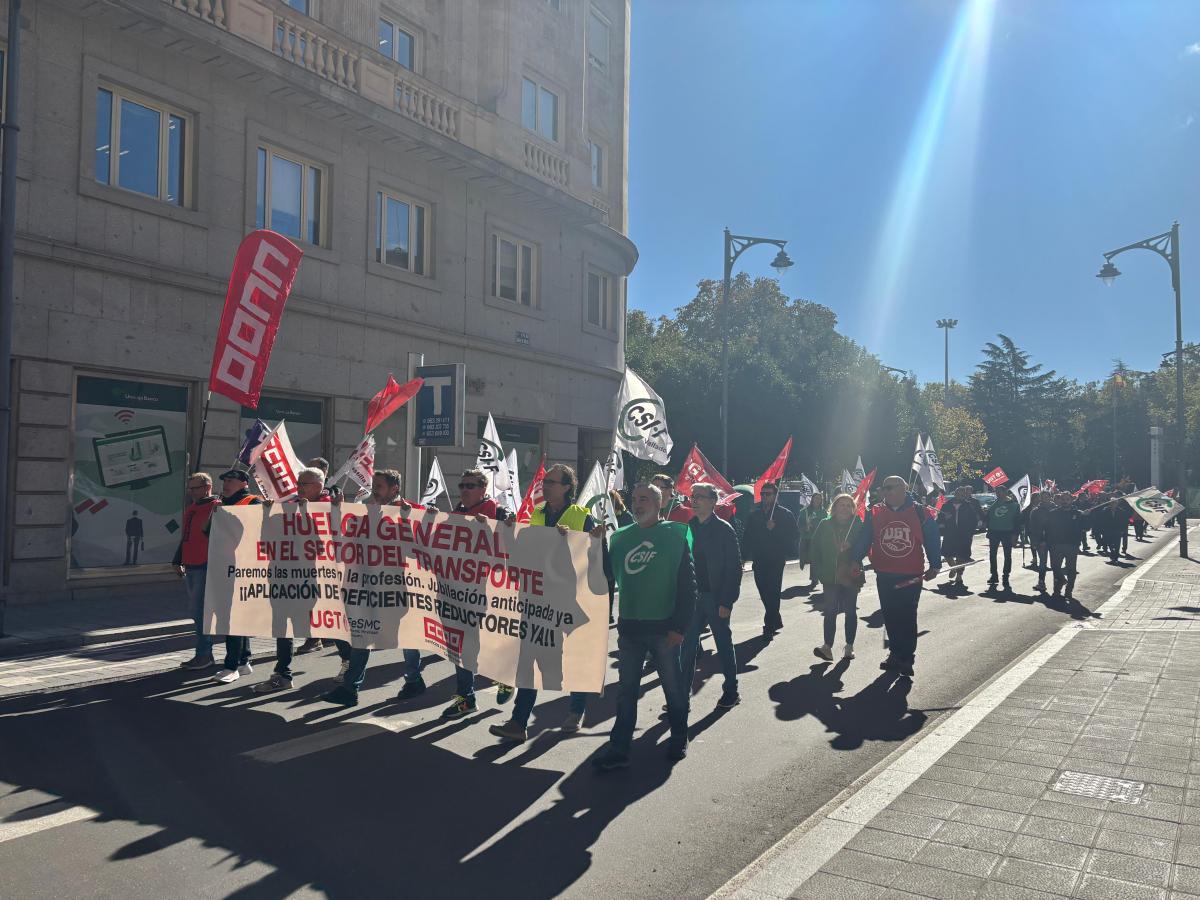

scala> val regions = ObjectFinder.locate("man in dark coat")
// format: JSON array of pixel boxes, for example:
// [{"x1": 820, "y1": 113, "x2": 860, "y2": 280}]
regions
[
  {"x1": 937, "y1": 485, "x2": 978, "y2": 592},
  {"x1": 741, "y1": 481, "x2": 799, "y2": 635}
]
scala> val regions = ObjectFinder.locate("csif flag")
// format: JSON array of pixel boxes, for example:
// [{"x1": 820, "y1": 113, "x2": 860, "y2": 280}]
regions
[
  {"x1": 421, "y1": 456, "x2": 448, "y2": 507},
  {"x1": 613, "y1": 368, "x2": 673, "y2": 464},
  {"x1": 853, "y1": 456, "x2": 867, "y2": 485},
  {"x1": 476, "y1": 413, "x2": 512, "y2": 500},
  {"x1": 924, "y1": 435, "x2": 946, "y2": 492},
  {"x1": 1011, "y1": 474, "x2": 1033, "y2": 511},
  {"x1": 250, "y1": 421, "x2": 304, "y2": 500},
  {"x1": 209, "y1": 230, "x2": 304, "y2": 409},
  {"x1": 603, "y1": 447, "x2": 625, "y2": 493},
  {"x1": 797, "y1": 474, "x2": 819, "y2": 506},
  {"x1": 580, "y1": 461, "x2": 618, "y2": 534},
  {"x1": 365, "y1": 374, "x2": 423, "y2": 435},
  {"x1": 838, "y1": 469, "x2": 856, "y2": 496},
  {"x1": 753, "y1": 437, "x2": 793, "y2": 502},
  {"x1": 1126, "y1": 487, "x2": 1185, "y2": 527},
  {"x1": 516, "y1": 456, "x2": 547, "y2": 524},
  {"x1": 498, "y1": 449, "x2": 520, "y2": 516},
  {"x1": 911, "y1": 435, "x2": 929, "y2": 489},
  {"x1": 329, "y1": 435, "x2": 375, "y2": 495},
  {"x1": 853, "y1": 468, "x2": 877, "y2": 520}
]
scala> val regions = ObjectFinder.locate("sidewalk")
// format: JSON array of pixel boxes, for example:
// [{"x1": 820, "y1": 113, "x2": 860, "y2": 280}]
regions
[{"x1": 725, "y1": 530, "x2": 1200, "y2": 900}]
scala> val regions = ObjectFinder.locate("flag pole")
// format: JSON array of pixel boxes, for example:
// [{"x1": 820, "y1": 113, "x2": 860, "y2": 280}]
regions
[{"x1": 195, "y1": 389, "x2": 213, "y2": 474}]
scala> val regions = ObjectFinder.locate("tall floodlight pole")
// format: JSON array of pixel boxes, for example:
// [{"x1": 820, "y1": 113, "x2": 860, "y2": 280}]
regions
[{"x1": 936, "y1": 319, "x2": 958, "y2": 400}]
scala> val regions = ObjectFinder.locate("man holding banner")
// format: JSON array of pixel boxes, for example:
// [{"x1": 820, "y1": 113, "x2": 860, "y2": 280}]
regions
[{"x1": 210, "y1": 470, "x2": 263, "y2": 684}]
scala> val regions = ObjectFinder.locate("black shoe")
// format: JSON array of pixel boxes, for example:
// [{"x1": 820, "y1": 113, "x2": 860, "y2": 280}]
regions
[
  {"x1": 898, "y1": 661, "x2": 915, "y2": 678},
  {"x1": 592, "y1": 747, "x2": 630, "y2": 771},
  {"x1": 397, "y1": 678, "x2": 426, "y2": 700},
  {"x1": 716, "y1": 690, "x2": 740, "y2": 709},
  {"x1": 1002, "y1": 580, "x2": 1011, "y2": 592},
  {"x1": 880, "y1": 656, "x2": 897, "y2": 671},
  {"x1": 666, "y1": 738, "x2": 688, "y2": 761},
  {"x1": 179, "y1": 656, "x2": 215, "y2": 670},
  {"x1": 1064, "y1": 591, "x2": 1075, "y2": 601},
  {"x1": 1035, "y1": 581, "x2": 1046, "y2": 593},
  {"x1": 321, "y1": 685, "x2": 359, "y2": 707},
  {"x1": 297, "y1": 638, "x2": 324, "y2": 654}
]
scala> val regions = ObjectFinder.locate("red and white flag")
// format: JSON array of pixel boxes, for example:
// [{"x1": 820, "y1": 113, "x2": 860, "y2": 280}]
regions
[
  {"x1": 517, "y1": 457, "x2": 547, "y2": 524},
  {"x1": 1073, "y1": 479, "x2": 1108, "y2": 498},
  {"x1": 928, "y1": 493, "x2": 947, "y2": 519},
  {"x1": 250, "y1": 421, "x2": 304, "y2": 500},
  {"x1": 329, "y1": 435, "x2": 376, "y2": 495},
  {"x1": 853, "y1": 468, "x2": 877, "y2": 520},
  {"x1": 209, "y1": 230, "x2": 304, "y2": 409},
  {"x1": 983, "y1": 467, "x2": 1008, "y2": 488},
  {"x1": 676, "y1": 444, "x2": 737, "y2": 510},
  {"x1": 365, "y1": 374, "x2": 423, "y2": 435},
  {"x1": 754, "y1": 436, "x2": 793, "y2": 501}
]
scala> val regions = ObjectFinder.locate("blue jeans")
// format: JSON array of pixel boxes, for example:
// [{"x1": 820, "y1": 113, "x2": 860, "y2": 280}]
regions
[
  {"x1": 335, "y1": 640, "x2": 371, "y2": 694},
  {"x1": 454, "y1": 666, "x2": 475, "y2": 698},
  {"x1": 511, "y1": 688, "x2": 588, "y2": 727},
  {"x1": 610, "y1": 630, "x2": 688, "y2": 756},
  {"x1": 274, "y1": 638, "x2": 294, "y2": 678},
  {"x1": 223, "y1": 636, "x2": 251, "y2": 671},
  {"x1": 679, "y1": 591, "x2": 737, "y2": 698},
  {"x1": 403, "y1": 649, "x2": 422, "y2": 683},
  {"x1": 182, "y1": 567, "x2": 213, "y2": 658}
]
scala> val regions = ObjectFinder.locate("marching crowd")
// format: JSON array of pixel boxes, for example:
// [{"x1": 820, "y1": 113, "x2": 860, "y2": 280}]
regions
[{"x1": 172, "y1": 461, "x2": 1156, "y2": 771}]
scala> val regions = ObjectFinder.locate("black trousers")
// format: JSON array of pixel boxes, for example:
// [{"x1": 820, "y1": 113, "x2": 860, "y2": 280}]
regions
[
  {"x1": 877, "y1": 574, "x2": 921, "y2": 664},
  {"x1": 753, "y1": 559, "x2": 785, "y2": 629},
  {"x1": 1050, "y1": 544, "x2": 1078, "y2": 594},
  {"x1": 988, "y1": 532, "x2": 1014, "y2": 579}
]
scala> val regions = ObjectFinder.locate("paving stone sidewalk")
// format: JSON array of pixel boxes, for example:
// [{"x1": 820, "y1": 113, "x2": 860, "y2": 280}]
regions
[
  {"x1": 792, "y1": 540, "x2": 1200, "y2": 900},
  {"x1": 0, "y1": 590, "x2": 193, "y2": 658}
]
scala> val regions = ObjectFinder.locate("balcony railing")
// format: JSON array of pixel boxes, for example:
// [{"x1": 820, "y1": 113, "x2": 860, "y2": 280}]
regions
[
  {"x1": 524, "y1": 140, "x2": 569, "y2": 188},
  {"x1": 395, "y1": 72, "x2": 459, "y2": 140},
  {"x1": 168, "y1": 0, "x2": 227, "y2": 27},
  {"x1": 272, "y1": 11, "x2": 359, "y2": 91}
]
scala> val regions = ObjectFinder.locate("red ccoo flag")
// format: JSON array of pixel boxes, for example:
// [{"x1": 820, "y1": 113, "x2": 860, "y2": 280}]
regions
[
  {"x1": 853, "y1": 468, "x2": 877, "y2": 520},
  {"x1": 365, "y1": 374, "x2": 423, "y2": 435},
  {"x1": 753, "y1": 437, "x2": 793, "y2": 502},
  {"x1": 517, "y1": 456, "x2": 547, "y2": 524}
]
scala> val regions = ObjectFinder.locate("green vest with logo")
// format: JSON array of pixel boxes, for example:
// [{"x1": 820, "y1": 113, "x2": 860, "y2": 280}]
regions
[
  {"x1": 987, "y1": 499, "x2": 1021, "y2": 532},
  {"x1": 608, "y1": 521, "x2": 692, "y2": 622},
  {"x1": 529, "y1": 502, "x2": 590, "y2": 531}
]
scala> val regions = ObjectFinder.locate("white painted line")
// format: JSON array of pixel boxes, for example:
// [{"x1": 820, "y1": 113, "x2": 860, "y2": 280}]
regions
[
  {"x1": 0, "y1": 804, "x2": 99, "y2": 844},
  {"x1": 710, "y1": 527, "x2": 1193, "y2": 900},
  {"x1": 242, "y1": 717, "x2": 415, "y2": 763}
]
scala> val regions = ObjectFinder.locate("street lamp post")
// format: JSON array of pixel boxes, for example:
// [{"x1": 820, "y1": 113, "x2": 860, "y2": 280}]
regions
[
  {"x1": 1097, "y1": 222, "x2": 1188, "y2": 557},
  {"x1": 721, "y1": 228, "x2": 793, "y2": 473},
  {"x1": 936, "y1": 319, "x2": 958, "y2": 399}
]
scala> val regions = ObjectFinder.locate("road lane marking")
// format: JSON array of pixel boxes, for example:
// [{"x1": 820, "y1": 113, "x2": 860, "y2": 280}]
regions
[
  {"x1": 243, "y1": 718, "x2": 415, "y2": 763},
  {"x1": 0, "y1": 804, "x2": 99, "y2": 844},
  {"x1": 710, "y1": 527, "x2": 1192, "y2": 900}
]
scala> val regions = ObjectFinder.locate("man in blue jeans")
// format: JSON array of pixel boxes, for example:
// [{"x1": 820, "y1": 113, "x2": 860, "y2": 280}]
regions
[
  {"x1": 593, "y1": 482, "x2": 697, "y2": 771},
  {"x1": 174, "y1": 472, "x2": 220, "y2": 669},
  {"x1": 680, "y1": 482, "x2": 742, "y2": 710}
]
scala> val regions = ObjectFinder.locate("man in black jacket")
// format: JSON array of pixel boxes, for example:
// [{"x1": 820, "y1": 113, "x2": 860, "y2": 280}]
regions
[
  {"x1": 1036, "y1": 492, "x2": 1087, "y2": 600},
  {"x1": 937, "y1": 486, "x2": 978, "y2": 592},
  {"x1": 742, "y1": 481, "x2": 799, "y2": 634},
  {"x1": 1026, "y1": 492, "x2": 1054, "y2": 592},
  {"x1": 681, "y1": 482, "x2": 742, "y2": 710}
]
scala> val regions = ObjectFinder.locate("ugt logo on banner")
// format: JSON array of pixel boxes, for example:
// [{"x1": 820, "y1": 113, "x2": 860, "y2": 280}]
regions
[{"x1": 209, "y1": 230, "x2": 304, "y2": 409}]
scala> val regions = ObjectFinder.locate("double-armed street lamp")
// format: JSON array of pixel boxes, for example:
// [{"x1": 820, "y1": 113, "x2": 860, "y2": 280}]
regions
[
  {"x1": 1097, "y1": 222, "x2": 1188, "y2": 557},
  {"x1": 721, "y1": 228, "x2": 793, "y2": 473}
]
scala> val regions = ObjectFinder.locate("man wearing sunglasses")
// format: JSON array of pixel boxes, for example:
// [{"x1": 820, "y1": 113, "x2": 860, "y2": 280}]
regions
[
  {"x1": 850, "y1": 475, "x2": 941, "y2": 678},
  {"x1": 440, "y1": 468, "x2": 511, "y2": 720},
  {"x1": 742, "y1": 481, "x2": 799, "y2": 635}
]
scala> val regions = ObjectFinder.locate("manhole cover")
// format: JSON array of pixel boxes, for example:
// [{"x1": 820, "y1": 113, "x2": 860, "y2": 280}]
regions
[{"x1": 1052, "y1": 771, "x2": 1144, "y2": 804}]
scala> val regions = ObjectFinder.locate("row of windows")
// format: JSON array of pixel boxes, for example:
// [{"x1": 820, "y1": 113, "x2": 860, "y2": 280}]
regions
[{"x1": 89, "y1": 84, "x2": 620, "y2": 331}]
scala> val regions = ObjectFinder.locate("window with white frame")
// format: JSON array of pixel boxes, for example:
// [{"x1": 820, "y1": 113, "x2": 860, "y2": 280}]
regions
[
  {"x1": 255, "y1": 145, "x2": 325, "y2": 245},
  {"x1": 587, "y1": 269, "x2": 614, "y2": 330},
  {"x1": 491, "y1": 232, "x2": 537, "y2": 308},
  {"x1": 376, "y1": 190, "x2": 428, "y2": 274},
  {"x1": 589, "y1": 139, "x2": 605, "y2": 190},
  {"x1": 588, "y1": 8, "x2": 610, "y2": 72},
  {"x1": 284, "y1": 0, "x2": 310, "y2": 14},
  {"x1": 521, "y1": 77, "x2": 559, "y2": 142},
  {"x1": 378, "y1": 17, "x2": 415, "y2": 70},
  {"x1": 94, "y1": 86, "x2": 189, "y2": 206}
]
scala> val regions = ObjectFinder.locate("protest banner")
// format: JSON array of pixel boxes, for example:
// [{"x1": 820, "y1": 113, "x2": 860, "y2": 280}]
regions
[{"x1": 203, "y1": 504, "x2": 609, "y2": 693}]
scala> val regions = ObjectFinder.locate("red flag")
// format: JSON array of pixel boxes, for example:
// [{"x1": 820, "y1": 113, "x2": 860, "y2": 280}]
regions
[
  {"x1": 517, "y1": 456, "x2": 547, "y2": 524},
  {"x1": 1073, "y1": 479, "x2": 1108, "y2": 498},
  {"x1": 753, "y1": 437, "x2": 793, "y2": 502},
  {"x1": 209, "y1": 230, "x2": 304, "y2": 408},
  {"x1": 676, "y1": 444, "x2": 737, "y2": 509},
  {"x1": 853, "y1": 468, "x2": 876, "y2": 520},
  {"x1": 983, "y1": 467, "x2": 1008, "y2": 488},
  {"x1": 928, "y1": 493, "x2": 947, "y2": 519},
  {"x1": 365, "y1": 374, "x2": 424, "y2": 435}
]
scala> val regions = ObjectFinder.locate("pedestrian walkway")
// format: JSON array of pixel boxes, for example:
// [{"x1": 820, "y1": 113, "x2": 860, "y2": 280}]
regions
[
  {"x1": 720, "y1": 527, "x2": 1200, "y2": 900},
  {"x1": 0, "y1": 590, "x2": 191, "y2": 659}
]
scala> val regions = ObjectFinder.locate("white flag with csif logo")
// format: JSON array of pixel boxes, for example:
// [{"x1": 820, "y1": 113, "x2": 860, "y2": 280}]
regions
[
  {"x1": 580, "y1": 461, "x2": 618, "y2": 535},
  {"x1": 613, "y1": 367, "x2": 674, "y2": 464},
  {"x1": 476, "y1": 413, "x2": 512, "y2": 502},
  {"x1": 1126, "y1": 487, "x2": 1185, "y2": 527},
  {"x1": 421, "y1": 456, "x2": 447, "y2": 507}
]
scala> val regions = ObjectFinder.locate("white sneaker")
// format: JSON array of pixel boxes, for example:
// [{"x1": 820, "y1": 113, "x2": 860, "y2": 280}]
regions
[
  {"x1": 843, "y1": 644, "x2": 855, "y2": 660},
  {"x1": 338, "y1": 660, "x2": 350, "y2": 681},
  {"x1": 237, "y1": 662, "x2": 254, "y2": 676},
  {"x1": 215, "y1": 668, "x2": 240, "y2": 684}
]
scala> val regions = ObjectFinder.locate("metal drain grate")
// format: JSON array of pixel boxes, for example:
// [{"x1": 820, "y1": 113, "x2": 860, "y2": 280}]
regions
[{"x1": 1052, "y1": 771, "x2": 1145, "y2": 804}]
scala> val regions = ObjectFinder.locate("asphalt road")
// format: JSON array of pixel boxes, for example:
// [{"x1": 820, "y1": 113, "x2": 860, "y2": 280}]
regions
[{"x1": 0, "y1": 527, "x2": 1173, "y2": 900}]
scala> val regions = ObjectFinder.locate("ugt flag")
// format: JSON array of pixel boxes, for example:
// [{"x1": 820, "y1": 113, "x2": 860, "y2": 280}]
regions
[
  {"x1": 1127, "y1": 488, "x2": 1185, "y2": 527},
  {"x1": 983, "y1": 467, "x2": 1008, "y2": 488},
  {"x1": 676, "y1": 444, "x2": 736, "y2": 506},
  {"x1": 517, "y1": 457, "x2": 547, "y2": 524},
  {"x1": 1011, "y1": 474, "x2": 1033, "y2": 510},
  {"x1": 209, "y1": 230, "x2": 304, "y2": 409},
  {"x1": 421, "y1": 456, "x2": 447, "y2": 508},
  {"x1": 613, "y1": 368, "x2": 673, "y2": 464},
  {"x1": 754, "y1": 437, "x2": 793, "y2": 502},
  {"x1": 853, "y1": 468, "x2": 877, "y2": 520},
  {"x1": 250, "y1": 421, "x2": 304, "y2": 501},
  {"x1": 476, "y1": 413, "x2": 512, "y2": 500}
]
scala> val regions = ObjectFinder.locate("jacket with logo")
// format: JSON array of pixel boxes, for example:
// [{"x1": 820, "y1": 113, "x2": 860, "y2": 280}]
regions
[
  {"x1": 851, "y1": 494, "x2": 942, "y2": 576},
  {"x1": 608, "y1": 520, "x2": 696, "y2": 637},
  {"x1": 986, "y1": 499, "x2": 1022, "y2": 534}
]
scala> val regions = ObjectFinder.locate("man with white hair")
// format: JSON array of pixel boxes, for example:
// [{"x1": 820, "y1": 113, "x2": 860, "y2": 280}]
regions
[{"x1": 851, "y1": 475, "x2": 941, "y2": 678}]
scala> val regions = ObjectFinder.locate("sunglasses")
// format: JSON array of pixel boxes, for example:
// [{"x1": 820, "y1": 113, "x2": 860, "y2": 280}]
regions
[{"x1": 458, "y1": 482, "x2": 484, "y2": 489}]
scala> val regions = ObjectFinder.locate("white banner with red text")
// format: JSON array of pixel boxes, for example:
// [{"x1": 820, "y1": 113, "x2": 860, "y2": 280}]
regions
[{"x1": 202, "y1": 503, "x2": 609, "y2": 693}]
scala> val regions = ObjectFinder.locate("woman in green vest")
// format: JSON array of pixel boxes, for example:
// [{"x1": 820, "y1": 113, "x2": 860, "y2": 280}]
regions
[
  {"x1": 808, "y1": 493, "x2": 864, "y2": 662},
  {"x1": 489, "y1": 463, "x2": 599, "y2": 743},
  {"x1": 799, "y1": 491, "x2": 828, "y2": 590}
]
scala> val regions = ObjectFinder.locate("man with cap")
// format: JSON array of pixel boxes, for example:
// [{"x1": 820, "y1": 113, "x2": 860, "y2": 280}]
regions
[{"x1": 210, "y1": 469, "x2": 263, "y2": 684}]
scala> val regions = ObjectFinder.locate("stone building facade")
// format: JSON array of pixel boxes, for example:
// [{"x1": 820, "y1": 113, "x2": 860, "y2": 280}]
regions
[{"x1": 2, "y1": 0, "x2": 635, "y2": 602}]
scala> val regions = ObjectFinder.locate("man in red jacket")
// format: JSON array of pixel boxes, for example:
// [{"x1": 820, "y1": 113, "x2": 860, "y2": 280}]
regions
[{"x1": 175, "y1": 472, "x2": 220, "y2": 670}]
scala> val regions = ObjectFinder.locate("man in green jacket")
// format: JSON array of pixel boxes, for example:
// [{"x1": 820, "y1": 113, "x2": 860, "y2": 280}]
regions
[{"x1": 986, "y1": 485, "x2": 1021, "y2": 592}]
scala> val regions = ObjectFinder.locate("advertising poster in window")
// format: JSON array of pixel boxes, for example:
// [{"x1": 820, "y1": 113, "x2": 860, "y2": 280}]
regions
[
  {"x1": 70, "y1": 375, "x2": 189, "y2": 571},
  {"x1": 240, "y1": 395, "x2": 324, "y2": 465}
]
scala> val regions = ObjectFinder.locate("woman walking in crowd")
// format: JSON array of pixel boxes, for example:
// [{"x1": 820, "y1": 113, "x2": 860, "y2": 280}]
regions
[{"x1": 808, "y1": 494, "x2": 863, "y2": 661}]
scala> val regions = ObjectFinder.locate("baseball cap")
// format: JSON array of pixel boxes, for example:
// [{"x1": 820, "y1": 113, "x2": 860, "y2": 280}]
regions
[{"x1": 219, "y1": 469, "x2": 250, "y2": 483}]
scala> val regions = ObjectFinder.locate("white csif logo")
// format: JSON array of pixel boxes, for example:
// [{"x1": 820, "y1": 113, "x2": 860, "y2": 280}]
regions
[{"x1": 624, "y1": 540, "x2": 658, "y2": 575}]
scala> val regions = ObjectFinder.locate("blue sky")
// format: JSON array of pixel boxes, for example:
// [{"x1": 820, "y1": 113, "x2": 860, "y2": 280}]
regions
[{"x1": 627, "y1": 0, "x2": 1200, "y2": 385}]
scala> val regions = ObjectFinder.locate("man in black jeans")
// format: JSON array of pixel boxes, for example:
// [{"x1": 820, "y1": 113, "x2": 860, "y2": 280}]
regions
[{"x1": 742, "y1": 481, "x2": 798, "y2": 635}]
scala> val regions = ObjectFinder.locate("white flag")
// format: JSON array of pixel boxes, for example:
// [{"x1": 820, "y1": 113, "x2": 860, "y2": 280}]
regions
[
  {"x1": 476, "y1": 413, "x2": 512, "y2": 501},
  {"x1": 613, "y1": 368, "x2": 673, "y2": 464},
  {"x1": 1012, "y1": 474, "x2": 1032, "y2": 511},
  {"x1": 839, "y1": 469, "x2": 856, "y2": 495},
  {"x1": 580, "y1": 461, "x2": 618, "y2": 535},
  {"x1": 329, "y1": 435, "x2": 375, "y2": 495},
  {"x1": 250, "y1": 421, "x2": 305, "y2": 501},
  {"x1": 924, "y1": 435, "x2": 946, "y2": 492},
  {"x1": 421, "y1": 456, "x2": 447, "y2": 508},
  {"x1": 1126, "y1": 487, "x2": 1185, "y2": 527},
  {"x1": 603, "y1": 447, "x2": 625, "y2": 492},
  {"x1": 499, "y1": 449, "x2": 520, "y2": 515},
  {"x1": 853, "y1": 456, "x2": 866, "y2": 485},
  {"x1": 797, "y1": 473, "x2": 818, "y2": 506}
]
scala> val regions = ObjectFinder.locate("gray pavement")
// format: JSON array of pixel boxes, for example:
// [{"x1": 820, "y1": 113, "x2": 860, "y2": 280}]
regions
[{"x1": 0, "y1": 528, "x2": 1180, "y2": 899}]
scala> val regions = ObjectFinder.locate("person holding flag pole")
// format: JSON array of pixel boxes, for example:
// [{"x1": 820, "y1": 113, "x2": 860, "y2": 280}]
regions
[
  {"x1": 809, "y1": 493, "x2": 865, "y2": 662},
  {"x1": 742, "y1": 480, "x2": 799, "y2": 635}
]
